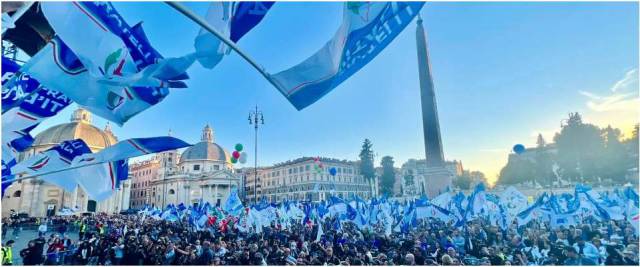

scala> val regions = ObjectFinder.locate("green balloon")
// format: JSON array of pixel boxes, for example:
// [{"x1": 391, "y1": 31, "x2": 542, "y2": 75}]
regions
[
  {"x1": 235, "y1": 143, "x2": 243, "y2": 152},
  {"x1": 230, "y1": 157, "x2": 238, "y2": 164}
]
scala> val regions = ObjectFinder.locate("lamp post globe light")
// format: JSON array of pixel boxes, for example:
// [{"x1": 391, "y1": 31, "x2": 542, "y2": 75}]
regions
[{"x1": 249, "y1": 105, "x2": 264, "y2": 204}]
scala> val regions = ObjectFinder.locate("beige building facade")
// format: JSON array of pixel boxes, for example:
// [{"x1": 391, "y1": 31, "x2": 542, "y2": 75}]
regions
[
  {"x1": 2, "y1": 109, "x2": 131, "y2": 217},
  {"x1": 259, "y1": 157, "x2": 372, "y2": 202},
  {"x1": 145, "y1": 125, "x2": 241, "y2": 208}
]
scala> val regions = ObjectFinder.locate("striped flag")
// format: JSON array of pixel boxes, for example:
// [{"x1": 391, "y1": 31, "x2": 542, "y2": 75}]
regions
[{"x1": 74, "y1": 158, "x2": 128, "y2": 201}]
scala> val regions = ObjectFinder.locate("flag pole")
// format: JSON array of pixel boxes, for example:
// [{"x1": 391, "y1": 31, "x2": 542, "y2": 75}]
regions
[
  {"x1": 164, "y1": 2, "x2": 287, "y2": 98},
  {"x1": 2, "y1": 160, "x2": 109, "y2": 184}
]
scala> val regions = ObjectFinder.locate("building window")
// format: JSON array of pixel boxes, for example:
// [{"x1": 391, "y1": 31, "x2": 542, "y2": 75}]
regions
[
  {"x1": 169, "y1": 189, "x2": 176, "y2": 195},
  {"x1": 214, "y1": 165, "x2": 220, "y2": 170},
  {"x1": 13, "y1": 191, "x2": 21, "y2": 197},
  {"x1": 305, "y1": 165, "x2": 310, "y2": 171},
  {"x1": 194, "y1": 165, "x2": 200, "y2": 171}
]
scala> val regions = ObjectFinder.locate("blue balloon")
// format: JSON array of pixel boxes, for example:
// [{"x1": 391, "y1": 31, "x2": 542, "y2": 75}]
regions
[
  {"x1": 329, "y1": 167, "x2": 337, "y2": 176},
  {"x1": 513, "y1": 144, "x2": 526, "y2": 154}
]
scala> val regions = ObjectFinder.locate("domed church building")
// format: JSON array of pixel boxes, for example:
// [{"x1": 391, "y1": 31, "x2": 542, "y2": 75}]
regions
[
  {"x1": 1, "y1": 109, "x2": 131, "y2": 217},
  {"x1": 147, "y1": 125, "x2": 241, "y2": 208}
]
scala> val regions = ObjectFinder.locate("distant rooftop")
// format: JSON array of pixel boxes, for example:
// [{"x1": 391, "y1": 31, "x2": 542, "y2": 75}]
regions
[{"x1": 272, "y1": 156, "x2": 355, "y2": 168}]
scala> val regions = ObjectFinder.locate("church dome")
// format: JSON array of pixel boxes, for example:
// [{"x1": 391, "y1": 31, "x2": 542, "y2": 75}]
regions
[
  {"x1": 179, "y1": 124, "x2": 230, "y2": 163},
  {"x1": 31, "y1": 108, "x2": 118, "y2": 152}
]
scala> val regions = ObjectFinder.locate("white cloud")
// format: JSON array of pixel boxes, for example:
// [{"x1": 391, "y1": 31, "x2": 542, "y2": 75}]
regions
[
  {"x1": 611, "y1": 69, "x2": 638, "y2": 92},
  {"x1": 580, "y1": 90, "x2": 639, "y2": 112},
  {"x1": 580, "y1": 68, "x2": 639, "y2": 112}
]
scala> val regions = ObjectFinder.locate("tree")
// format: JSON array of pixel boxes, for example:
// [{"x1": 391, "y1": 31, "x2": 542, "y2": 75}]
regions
[
  {"x1": 536, "y1": 133, "x2": 546, "y2": 148},
  {"x1": 498, "y1": 156, "x2": 536, "y2": 185},
  {"x1": 469, "y1": 171, "x2": 487, "y2": 184},
  {"x1": 554, "y1": 112, "x2": 605, "y2": 182},
  {"x1": 379, "y1": 156, "x2": 395, "y2": 196},
  {"x1": 534, "y1": 134, "x2": 553, "y2": 186},
  {"x1": 359, "y1": 139, "x2": 376, "y2": 194},
  {"x1": 453, "y1": 171, "x2": 473, "y2": 190},
  {"x1": 600, "y1": 125, "x2": 628, "y2": 182},
  {"x1": 404, "y1": 169, "x2": 415, "y2": 186},
  {"x1": 624, "y1": 124, "x2": 639, "y2": 172}
]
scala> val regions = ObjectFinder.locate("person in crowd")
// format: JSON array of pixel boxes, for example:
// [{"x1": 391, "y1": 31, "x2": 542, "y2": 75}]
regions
[
  {"x1": 1, "y1": 240, "x2": 15, "y2": 265},
  {"x1": 2, "y1": 201, "x2": 638, "y2": 266},
  {"x1": 564, "y1": 246, "x2": 597, "y2": 265}
]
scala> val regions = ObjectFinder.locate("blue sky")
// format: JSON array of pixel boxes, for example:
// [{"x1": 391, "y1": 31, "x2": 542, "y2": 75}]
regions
[{"x1": 30, "y1": 2, "x2": 639, "y2": 184}]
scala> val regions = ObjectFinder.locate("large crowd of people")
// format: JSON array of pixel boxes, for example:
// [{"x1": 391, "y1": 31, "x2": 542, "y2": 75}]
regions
[{"x1": 1, "y1": 211, "x2": 638, "y2": 266}]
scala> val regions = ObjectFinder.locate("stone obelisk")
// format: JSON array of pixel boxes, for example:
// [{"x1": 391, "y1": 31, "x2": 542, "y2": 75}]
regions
[{"x1": 416, "y1": 16, "x2": 452, "y2": 197}]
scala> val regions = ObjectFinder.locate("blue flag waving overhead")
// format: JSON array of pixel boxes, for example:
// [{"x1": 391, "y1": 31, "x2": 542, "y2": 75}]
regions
[
  {"x1": 2, "y1": 159, "x2": 17, "y2": 196},
  {"x1": 74, "y1": 158, "x2": 129, "y2": 201},
  {"x1": 229, "y1": 2, "x2": 274, "y2": 42},
  {"x1": 40, "y1": 2, "x2": 189, "y2": 87},
  {"x1": 2, "y1": 56, "x2": 73, "y2": 165},
  {"x1": 2, "y1": 126, "x2": 36, "y2": 167},
  {"x1": 9, "y1": 139, "x2": 92, "y2": 191},
  {"x1": 21, "y1": 2, "x2": 190, "y2": 126},
  {"x1": 72, "y1": 136, "x2": 191, "y2": 165},
  {"x1": 195, "y1": 2, "x2": 274, "y2": 69},
  {"x1": 224, "y1": 188, "x2": 244, "y2": 216},
  {"x1": 271, "y1": 2, "x2": 424, "y2": 110},
  {"x1": 2, "y1": 56, "x2": 41, "y2": 112}
]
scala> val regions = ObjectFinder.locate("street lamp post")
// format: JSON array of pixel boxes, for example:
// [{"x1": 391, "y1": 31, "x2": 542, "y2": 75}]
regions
[{"x1": 249, "y1": 105, "x2": 264, "y2": 204}]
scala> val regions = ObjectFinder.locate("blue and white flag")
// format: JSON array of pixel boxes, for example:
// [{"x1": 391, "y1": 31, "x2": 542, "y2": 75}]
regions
[
  {"x1": 415, "y1": 201, "x2": 457, "y2": 223},
  {"x1": 2, "y1": 87, "x2": 72, "y2": 136},
  {"x1": 224, "y1": 189, "x2": 244, "y2": 216},
  {"x1": 73, "y1": 136, "x2": 191, "y2": 165},
  {"x1": 431, "y1": 192, "x2": 453, "y2": 211},
  {"x1": 327, "y1": 196, "x2": 348, "y2": 217},
  {"x1": 10, "y1": 138, "x2": 129, "y2": 201},
  {"x1": 623, "y1": 186, "x2": 639, "y2": 207},
  {"x1": 485, "y1": 194, "x2": 508, "y2": 230},
  {"x1": 69, "y1": 150, "x2": 128, "y2": 200},
  {"x1": 1, "y1": 159, "x2": 17, "y2": 196},
  {"x1": 2, "y1": 63, "x2": 72, "y2": 165},
  {"x1": 22, "y1": 2, "x2": 189, "y2": 125},
  {"x1": 315, "y1": 215, "x2": 324, "y2": 242},
  {"x1": 2, "y1": 56, "x2": 41, "y2": 112},
  {"x1": 21, "y1": 37, "x2": 165, "y2": 126},
  {"x1": 574, "y1": 185, "x2": 610, "y2": 221},
  {"x1": 40, "y1": 2, "x2": 190, "y2": 87},
  {"x1": 2, "y1": 126, "x2": 36, "y2": 166},
  {"x1": 10, "y1": 139, "x2": 92, "y2": 191},
  {"x1": 517, "y1": 193, "x2": 550, "y2": 226},
  {"x1": 195, "y1": 2, "x2": 274, "y2": 69},
  {"x1": 500, "y1": 186, "x2": 528, "y2": 220},
  {"x1": 229, "y1": 2, "x2": 274, "y2": 42},
  {"x1": 271, "y1": 2, "x2": 424, "y2": 110},
  {"x1": 464, "y1": 183, "x2": 487, "y2": 219},
  {"x1": 627, "y1": 200, "x2": 639, "y2": 234},
  {"x1": 550, "y1": 213, "x2": 578, "y2": 229}
]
